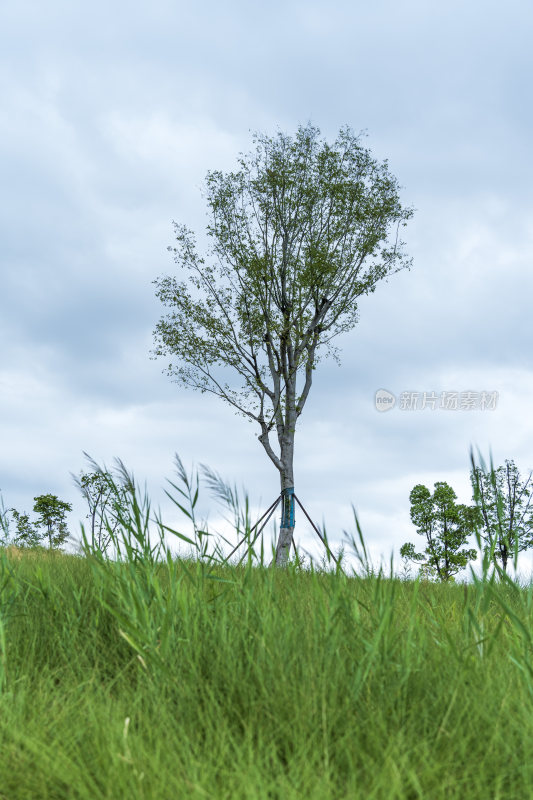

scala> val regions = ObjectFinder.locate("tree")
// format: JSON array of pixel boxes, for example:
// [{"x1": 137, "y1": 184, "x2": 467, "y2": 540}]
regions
[
  {"x1": 152, "y1": 124, "x2": 413, "y2": 565},
  {"x1": 470, "y1": 459, "x2": 533, "y2": 573},
  {"x1": 9, "y1": 509, "x2": 41, "y2": 548},
  {"x1": 400, "y1": 483, "x2": 478, "y2": 581},
  {"x1": 73, "y1": 467, "x2": 129, "y2": 554},
  {"x1": 33, "y1": 494, "x2": 72, "y2": 549},
  {"x1": 1, "y1": 490, "x2": 41, "y2": 549}
]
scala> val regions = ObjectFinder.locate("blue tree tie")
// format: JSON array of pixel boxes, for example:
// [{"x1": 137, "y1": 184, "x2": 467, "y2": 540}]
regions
[{"x1": 281, "y1": 487, "x2": 295, "y2": 528}]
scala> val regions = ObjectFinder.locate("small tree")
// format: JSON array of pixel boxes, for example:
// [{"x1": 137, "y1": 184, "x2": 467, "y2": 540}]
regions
[
  {"x1": 1, "y1": 491, "x2": 41, "y2": 549},
  {"x1": 74, "y1": 467, "x2": 129, "y2": 553},
  {"x1": 400, "y1": 482, "x2": 478, "y2": 581},
  {"x1": 152, "y1": 123, "x2": 413, "y2": 565},
  {"x1": 470, "y1": 458, "x2": 533, "y2": 573},
  {"x1": 9, "y1": 509, "x2": 41, "y2": 548},
  {"x1": 33, "y1": 494, "x2": 72, "y2": 549}
]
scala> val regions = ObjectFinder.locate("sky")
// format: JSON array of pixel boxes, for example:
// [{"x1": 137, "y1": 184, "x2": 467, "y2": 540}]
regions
[{"x1": 1, "y1": 0, "x2": 532, "y2": 574}]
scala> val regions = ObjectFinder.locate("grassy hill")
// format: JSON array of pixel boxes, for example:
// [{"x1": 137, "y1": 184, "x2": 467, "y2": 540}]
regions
[{"x1": 1, "y1": 534, "x2": 533, "y2": 799}]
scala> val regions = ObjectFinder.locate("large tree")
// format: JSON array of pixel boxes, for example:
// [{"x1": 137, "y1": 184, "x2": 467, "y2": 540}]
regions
[{"x1": 152, "y1": 124, "x2": 413, "y2": 565}]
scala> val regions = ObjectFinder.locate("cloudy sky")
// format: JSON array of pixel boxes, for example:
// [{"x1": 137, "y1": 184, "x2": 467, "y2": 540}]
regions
[{"x1": 1, "y1": 0, "x2": 532, "y2": 573}]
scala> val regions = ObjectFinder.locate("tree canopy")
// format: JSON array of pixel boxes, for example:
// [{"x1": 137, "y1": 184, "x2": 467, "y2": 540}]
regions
[
  {"x1": 401, "y1": 482, "x2": 478, "y2": 581},
  {"x1": 470, "y1": 458, "x2": 533, "y2": 572}
]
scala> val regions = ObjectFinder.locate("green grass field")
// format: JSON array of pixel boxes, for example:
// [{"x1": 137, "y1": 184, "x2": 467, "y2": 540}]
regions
[
  {"x1": 2, "y1": 536, "x2": 533, "y2": 799},
  {"x1": 2, "y1": 459, "x2": 533, "y2": 800}
]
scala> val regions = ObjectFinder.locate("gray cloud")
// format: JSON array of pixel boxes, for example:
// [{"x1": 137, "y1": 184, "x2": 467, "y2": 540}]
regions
[{"x1": 1, "y1": 0, "x2": 532, "y2": 573}]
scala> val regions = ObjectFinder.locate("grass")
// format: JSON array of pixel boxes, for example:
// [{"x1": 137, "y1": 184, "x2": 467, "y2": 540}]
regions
[{"x1": 1, "y1": 457, "x2": 533, "y2": 798}]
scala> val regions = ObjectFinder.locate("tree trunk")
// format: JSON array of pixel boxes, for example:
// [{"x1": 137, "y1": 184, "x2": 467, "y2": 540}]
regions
[
  {"x1": 275, "y1": 440, "x2": 295, "y2": 567},
  {"x1": 501, "y1": 546, "x2": 508, "y2": 574}
]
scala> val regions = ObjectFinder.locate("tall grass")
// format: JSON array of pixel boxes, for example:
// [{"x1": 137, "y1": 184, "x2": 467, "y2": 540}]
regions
[{"x1": 1, "y1": 455, "x2": 533, "y2": 798}]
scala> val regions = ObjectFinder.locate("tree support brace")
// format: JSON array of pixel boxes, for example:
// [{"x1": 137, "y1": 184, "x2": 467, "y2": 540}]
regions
[
  {"x1": 227, "y1": 488, "x2": 340, "y2": 568},
  {"x1": 293, "y1": 493, "x2": 339, "y2": 566},
  {"x1": 224, "y1": 494, "x2": 282, "y2": 565}
]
